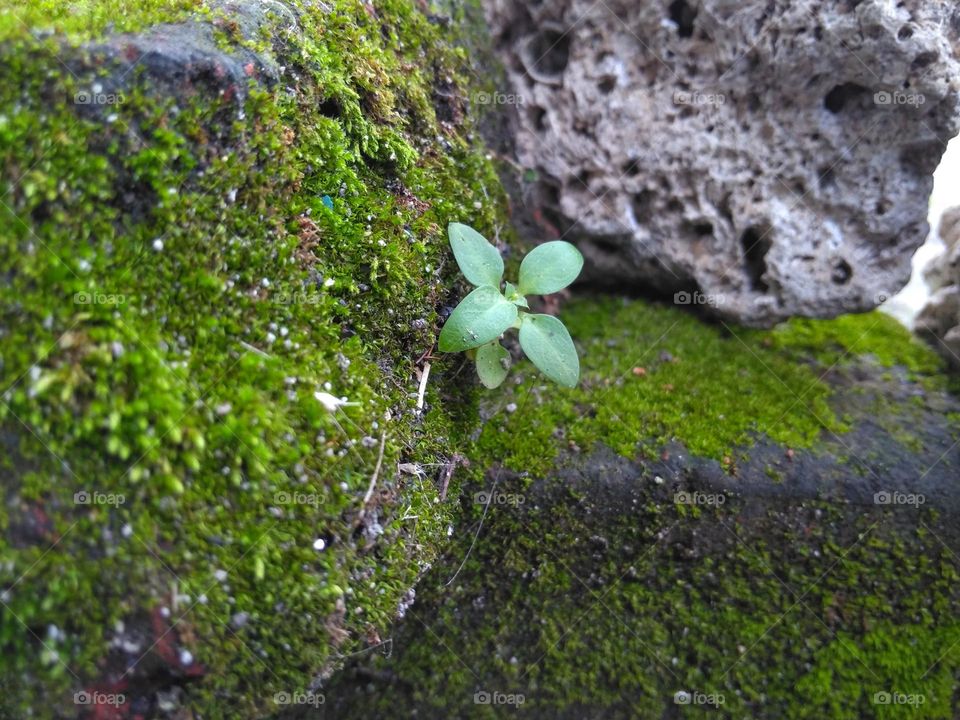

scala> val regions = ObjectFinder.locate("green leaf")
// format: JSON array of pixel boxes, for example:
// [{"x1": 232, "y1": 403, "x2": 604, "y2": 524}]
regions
[
  {"x1": 518, "y1": 313, "x2": 579, "y2": 387},
  {"x1": 439, "y1": 285, "x2": 518, "y2": 352},
  {"x1": 475, "y1": 341, "x2": 511, "y2": 388},
  {"x1": 504, "y1": 281, "x2": 529, "y2": 308},
  {"x1": 448, "y1": 223, "x2": 504, "y2": 288},
  {"x1": 517, "y1": 241, "x2": 584, "y2": 296}
]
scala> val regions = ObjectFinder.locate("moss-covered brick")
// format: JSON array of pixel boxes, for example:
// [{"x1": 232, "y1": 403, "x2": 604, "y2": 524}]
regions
[
  {"x1": 0, "y1": 0, "x2": 508, "y2": 716},
  {"x1": 324, "y1": 296, "x2": 960, "y2": 720}
]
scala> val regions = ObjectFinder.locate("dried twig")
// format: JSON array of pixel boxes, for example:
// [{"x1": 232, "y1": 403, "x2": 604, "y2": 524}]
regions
[
  {"x1": 357, "y1": 433, "x2": 386, "y2": 524},
  {"x1": 416, "y1": 361, "x2": 431, "y2": 411}
]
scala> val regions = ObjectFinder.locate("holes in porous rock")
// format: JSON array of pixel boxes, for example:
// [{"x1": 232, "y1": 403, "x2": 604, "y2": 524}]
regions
[
  {"x1": 875, "y1": 200, "x2": 889, "y2": 215},
  {"x1": 574, "y1": 169, "x2": 595, "y2": 191},
  {"x1": 590, "y1": 236, "x2": 622, "y2": 255},
  {"x1": 598, "y1": 76, "x2": 617, "y2": 94},
  {"x1": 669, "y1": 0, "x2": 697, "y2": 38},
  {"x1": 718, "y1": 195, "x2": 734, "y2": 223},
  {"x1": 632, "y1": 190, "x2": 655, "y2": 220},
  {"x1": 622, "y1": 160, "x2": 641, "y2": 177},
  {"x1": 529, "y1": 106, "x2": 547, "y2": 132},
  {"x1": 898, "y1": 24, "x2": 914, "y2": 40},
  {"x1": 831, "y1": 259, "x2": 852, "y2": 285},
  {"x1": 525, "y1": 27, "x2": 571, "y2": 80},
  {"x1": 823, "y1": 83, "x2": 868, "y2": 113},
  {"x1": 912, "y1": 51, "x2": 937, "y2": 69},
  {"x1": 693, "y1": 221, "x2": 714, "y2": 237},
  {"x1": 818, "y1": 166, "x2": 837, "y2": 189},
  {"x1": 666, "y1": 198, "x2": 683, "y2": 214},
  {"x1": 740, "y1": 227, "x2": 771, "y2": 292}
]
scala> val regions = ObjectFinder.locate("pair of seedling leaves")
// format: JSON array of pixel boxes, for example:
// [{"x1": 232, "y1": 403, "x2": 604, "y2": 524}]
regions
[{"x1": 438, "y1": 223, "x2": 583, "y2": 389}]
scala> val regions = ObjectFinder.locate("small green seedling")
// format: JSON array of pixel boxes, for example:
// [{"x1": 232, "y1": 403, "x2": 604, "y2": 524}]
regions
[{"x1": 438, "y1": 223, "x2": 583, "y2": 389}]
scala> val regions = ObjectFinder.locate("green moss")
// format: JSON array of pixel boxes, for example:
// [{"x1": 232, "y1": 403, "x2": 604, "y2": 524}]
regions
[
  {"x1": 771, "y1": 311, "x2": 947, "y2": 381},
  {"x1": 473, "y1": 296, "x2": 840, "y2": 476},
  {"x1": 469, "y1": 299, "x2": 951, "y2": 479},
  {"x1": 327, "y1": 489, "x2": 960, "y2": 719},
  {"x1": 322, "y1": 294, "x2": 959, "y2": 718},
  {"x1": 0, "y1": 0, "x2": 203, "y2": 41},
  {"x1": 0, "y1": 0, "x2": 504, "y2": 716}
]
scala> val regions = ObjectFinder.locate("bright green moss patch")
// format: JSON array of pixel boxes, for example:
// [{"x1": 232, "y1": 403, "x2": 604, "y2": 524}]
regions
[
  {"x1": 0, "y1": 0, "x2": 503, "y2": 716},
  {"x1": 472, "y1": 298, "x2": 952, "y2": 478},
  {"x1": 474, "y1": 296, "x2": 845, "y2": 476},
  {"x1": 0, "y1": 0, "x2": 203, "y2": 41},
  {"x1": 772, "y1": 310, "x2": 947, "y2": 379}
]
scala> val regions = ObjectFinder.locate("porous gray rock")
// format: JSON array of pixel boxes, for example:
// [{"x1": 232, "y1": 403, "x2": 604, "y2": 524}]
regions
[
  {"x1": 484, "y1": 0, "x2": 960, "y2": 325},
  {"x1": 924, "y1": 205, "x2": 960, "y2": 292},
  {"x1": 917, "y1": 206, "x2": 960, "y2": 367}
]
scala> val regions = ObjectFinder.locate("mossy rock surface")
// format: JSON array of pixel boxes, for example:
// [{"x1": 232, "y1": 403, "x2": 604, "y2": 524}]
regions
[
  {"x1": 322, "y1": 295, "x2": 960, "y2": 719},
  {"x1": 0, "y1": 0, "x2": 507, "y2": 716}
]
